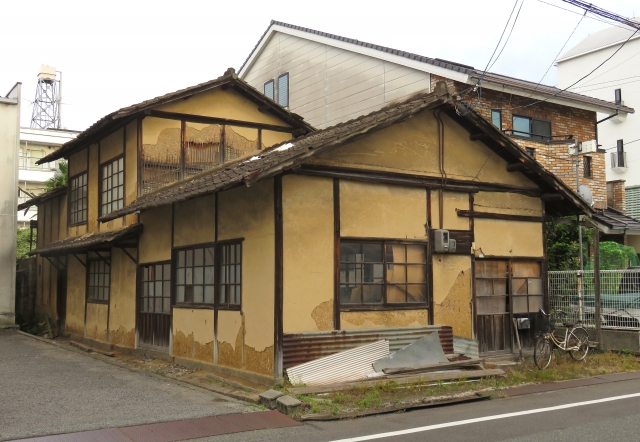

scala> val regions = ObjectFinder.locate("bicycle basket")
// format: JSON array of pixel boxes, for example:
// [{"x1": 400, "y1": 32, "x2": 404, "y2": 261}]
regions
[{"x1": 535, "y1": 316, "x2": 555, "y2": 334}]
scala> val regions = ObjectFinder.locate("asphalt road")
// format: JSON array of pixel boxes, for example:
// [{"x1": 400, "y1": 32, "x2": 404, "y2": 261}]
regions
[
  {"x1": 201, "y1": 376, "x2": 640, "y2": 441},
  {"x1": 0, "y1": 330, "x2": 252, "y2": 442}
]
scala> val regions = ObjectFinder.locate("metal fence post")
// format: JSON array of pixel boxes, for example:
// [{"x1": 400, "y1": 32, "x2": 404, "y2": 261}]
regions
[{"x1": 594, "y1": 227, "x2": 601, "y2": 350}]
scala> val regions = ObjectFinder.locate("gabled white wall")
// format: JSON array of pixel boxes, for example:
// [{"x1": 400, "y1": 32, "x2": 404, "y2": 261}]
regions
[
  {"x1": 557, "y1": 38, "x2": 640, "y2": 186},
  {"x1": 242, "y1": 32, "x2": 431, "y2": 129}
]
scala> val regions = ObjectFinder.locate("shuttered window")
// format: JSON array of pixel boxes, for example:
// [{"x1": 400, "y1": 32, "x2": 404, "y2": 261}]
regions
[
  {"x1": 277, "y1": 73, "x2": 289, "y2": 108},
  {"x1": 264, "y1": 80, "x2": 274, "y2": 100}
]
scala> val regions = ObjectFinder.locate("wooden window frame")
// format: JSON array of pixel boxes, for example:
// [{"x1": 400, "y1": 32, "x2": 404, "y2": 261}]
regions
[
  {"x1": 172, "y1": 239, "x2": 243, "y2": 311},
  {"x1": 264, "y1": 79, "x2": 275, "y2": 101},
  {"x1": 139, "y1": 261, "x2": 172, "y2": 315},
  {"x1": 68, "y1": 171, "x2": 88, "y2": 226},
  {"x1": 87, "y1": 258, "x2": 110, "y2": 304},
  {"x1": 338, "y1": 239, "x2": 429, "y2": 312},
  {"x1": 277, "y1": 73, "x2": 289, "y2": 108},
  {"x1": 99, "y1": 155, "x2": 125, "y2": 216}
]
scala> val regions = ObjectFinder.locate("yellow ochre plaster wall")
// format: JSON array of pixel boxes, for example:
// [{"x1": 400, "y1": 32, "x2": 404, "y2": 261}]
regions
[
  {"x1": 474, "y1": 192, "x2": 542, "y2": 216},
  {"x1": 340, "y1": 310, "x2": 429, "y2": 330},
  {"x1": 108, "y1": 248, "x2": 136, "y2": 347},
  {"x1": 340, "y1": 181, "x2": 428, "y2": 239},
  {"x1": 432, "y1": 255, "x2": 472, "y2": 338},
  {"x1": 431, "y1": 190, "x2": 471, "y2": 231},
  {"x1": 138, "y1": 205, "x2": 172, "y2": 264},
  {"x1": 217, "y1": 180, "x2": 275, "y2": 375},
  {"x1": 310, "y1": 111, "x2": 536, "y2": 189},
  {"x1": 282, "y1": 175, "x2": 334, "y2": 333},
  {"x1": 58, "y1": 195, "x2": 68, "y2": 240},
  {"x1": 155, "y1": 87, "x2": 292, "y2": 128},
  {"x1": 88, "y1": 144, "x2": 99, "y2": 232},
  {"x1": 474, "y1": 219, "x2": 544, "y2": 257},
  {"x1": 65, "y1": 257, "x2": 85, "y2": 336},
  {"x1": 69, "y1": 148, "x2": 88, "y2": 177},
  {"x1": 173, "y1": 308, "x2": 214, "y2": 362},
  {"x1": 173, "y1": 194, "x2": 215, "y2": 247},
  {"x1": 99, "y1": 128, "x2": 124, "y2": 163},
  {"x1": 85, "y1": 302, "x2": 108, "y2": 342}
]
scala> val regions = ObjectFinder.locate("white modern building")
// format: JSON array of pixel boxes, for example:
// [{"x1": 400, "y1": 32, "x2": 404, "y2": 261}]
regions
[
  {"x1": 557, "y1": 20, "x2": 640, "y2": 219},
  {"x1": 18, "y1": 128, "x2": 78, "y2": 228}
]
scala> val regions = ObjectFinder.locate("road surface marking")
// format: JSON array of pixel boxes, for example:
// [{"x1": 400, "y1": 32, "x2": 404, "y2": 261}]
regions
[{"x1": 330, "y1": 392, "x2": 640, "y2": 441}]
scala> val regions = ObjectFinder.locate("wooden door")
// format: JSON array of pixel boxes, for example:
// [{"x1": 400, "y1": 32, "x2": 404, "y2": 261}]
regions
[
  {"x1": 138, "y1": 263, "x2": 171, "y2": 351},
  {"x1": 475, "y1": 260, "x2": 512, "y2": 353}
]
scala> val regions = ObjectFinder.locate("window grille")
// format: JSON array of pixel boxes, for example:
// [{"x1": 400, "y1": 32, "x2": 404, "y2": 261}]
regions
[
  {"x1": 88, "y1": 259, "x2": 110, "y2": 302},
  {"x1": 101, "y1": 157, "x2": 124, "y2": 215},
  {"x1": 69, "y1": 173, "x2": 88, "y2": 225},
  {"x1": 583, "y1": 156, "x2": 592, "y2": 178},
  {"x1": 140, "y1": 263, "x2": 171, "y2": 314}
]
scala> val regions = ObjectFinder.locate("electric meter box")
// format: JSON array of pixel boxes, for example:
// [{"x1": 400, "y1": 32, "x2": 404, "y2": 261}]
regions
[{"x1": 434, "y1": 229, "x2": 456, "y2": 253}]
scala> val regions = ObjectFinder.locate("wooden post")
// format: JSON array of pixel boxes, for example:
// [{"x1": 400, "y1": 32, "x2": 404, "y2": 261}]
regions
[{"x1": 593, "y1": 226, "x2": 601, "y2": 350}]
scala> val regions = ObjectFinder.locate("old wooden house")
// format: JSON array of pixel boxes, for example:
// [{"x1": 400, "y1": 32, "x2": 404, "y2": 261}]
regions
[{"x1": 21, "y1": 72, "x2": 591, "y2": 384}]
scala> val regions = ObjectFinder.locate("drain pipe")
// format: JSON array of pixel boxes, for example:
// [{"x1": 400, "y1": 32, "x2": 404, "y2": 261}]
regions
[{"x1": 434, "y1": 110, "x2": 446, "y2": 229}]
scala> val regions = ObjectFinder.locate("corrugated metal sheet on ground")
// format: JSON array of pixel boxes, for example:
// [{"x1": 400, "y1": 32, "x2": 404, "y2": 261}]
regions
[
  {"x1": 286, "y1": 340, "x2": 389, "y2": 386},
  {"x1": 282, "y1": 326, "x2": 453, "y2": 368},
  {"x1": 453, "y1": 336, "x2": 480, "y2": 359}
]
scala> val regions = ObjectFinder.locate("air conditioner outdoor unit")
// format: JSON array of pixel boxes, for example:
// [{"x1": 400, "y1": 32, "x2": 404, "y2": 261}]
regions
[{"x1": 581, "y1": 140, "x2": 598, "y2": 154}]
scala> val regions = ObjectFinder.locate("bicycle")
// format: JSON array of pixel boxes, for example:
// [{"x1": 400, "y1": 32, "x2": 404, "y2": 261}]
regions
[{"x1": 533, "y1": 309, "x2": 590, "y2": 370}]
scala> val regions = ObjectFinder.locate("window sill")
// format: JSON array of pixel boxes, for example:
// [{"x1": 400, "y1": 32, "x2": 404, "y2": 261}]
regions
[
  {"x1": 218, "y1": 305, "x2": 242, "y2": 311},
  {"x1": 340, "y1": 304, "x2": 428, "y2": 312},
  {"x1": 69, "y1": 222, "x2": 88, "y2": 228},
  {"x1": 173, "y1": 303, "x2": 215, "y2": 310}
]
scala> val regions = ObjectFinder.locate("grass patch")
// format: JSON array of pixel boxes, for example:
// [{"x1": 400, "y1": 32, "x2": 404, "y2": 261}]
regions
[{"x1": 290, "y1": 350, "x2": 640, "y2": 418}]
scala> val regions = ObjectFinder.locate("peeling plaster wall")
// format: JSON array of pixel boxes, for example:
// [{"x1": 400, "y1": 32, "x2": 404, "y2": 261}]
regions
[
  {"x1": 85, "y1": 302, "x2": 108, "y2": 342},
  {"x1": 69, "y1": 148, "x2": 88, "y2": 177},
  {"x1": 173, "y1": 308, "x2": 214, "y2": 362},
  {"x1": 310, "y1": 111, "x2": 537, "y2": 189},
  {"x1": 432, "y1": 255, "x2": 472, "y2": 338},
  {"x1": 340, "y1": 181, "x2": 428, "y2": 239},
  {"x1": 217, "y1": 180, "x2": 275, "y2": 375},
  {"x1": 474, "y1": 192, "x2": 542, "y2": 216},
  {"x1": 282, "y1": 175, "x2": 334, "y2": 333},
  {"x1": 108, "y1": 248, "x2": 136, "y2": 348},
  {"x1": 173, "y1": 194, "x2": 216, "y2": 247},
  {"x1": 138, "y1": 205, "x2": 172, "y2": 264},
  {"x1": 99, "y1": 128, "x2": 124, "y2": 163},
  {"x1": 475, "y1": 219, "x2": 544, "y2": 257},
  {"x1": 340, "y1": 310, "x2": 429, "y2": 329},
  {"x1": 156, "y1": 87, "x2": 292, "y2": 128}
]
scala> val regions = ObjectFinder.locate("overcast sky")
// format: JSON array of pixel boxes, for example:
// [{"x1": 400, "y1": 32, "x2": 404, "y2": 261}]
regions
[{"x1": 1, "y1": 0, "x2": 637, "y2": 130}]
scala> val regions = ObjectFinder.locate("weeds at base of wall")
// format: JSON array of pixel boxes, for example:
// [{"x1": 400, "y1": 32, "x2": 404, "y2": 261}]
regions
[{"x1": 290, "y1": 351, "x2": 640, "y2": 419}]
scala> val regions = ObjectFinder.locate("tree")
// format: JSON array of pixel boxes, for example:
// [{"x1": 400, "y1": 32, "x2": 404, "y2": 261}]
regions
[
  {"x1": 44, "y1": 161, "x2": 68, "y2": 190},
  {"x1": 16, "y1": 228, "x2": 35, "y2": 260},
  {"x1": 545, "y1": 218, "x2": 591, "y2": 271}
]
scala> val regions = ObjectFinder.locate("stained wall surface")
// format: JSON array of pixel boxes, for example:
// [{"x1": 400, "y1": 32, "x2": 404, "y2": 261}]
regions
[
  {"x1": 282, "y1": 175, "x2": 334, "y2": 333},
  {"x1": 216, "y1": 180, "x2": 275, "y2": 375},
  {"x1": 85, "y1": 302, "x2": 108, "y2": 342},
  {"x1": 310, "y1": 111, "x2": 537, "y2": 189},
  {"x1": 173, "y1": 308, "x2": 215, "y2": 362},
  {"x1": 173, "y1": 194, "x2": 215, "y2": 247},
  {"x1": 65, "y1": 256, "x2": 86, "y2": 336},
  {"x1": 474, "y1": 219, "x2": 544, "y2": 258},
  {"x1": 139, "y1": 205, "x2": 172, "y2": 264},
  {"x1": 109, "y1": 248, "x2": 137, "y2": 347}
]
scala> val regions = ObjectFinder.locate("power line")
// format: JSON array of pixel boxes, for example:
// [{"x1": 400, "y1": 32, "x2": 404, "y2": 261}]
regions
[
  {"x1": 570, "y1": 49, "x2": 640, "y2": 86},
  {"x1": 537, "y1": 0, "x2": 632, "y2": 30},
  {"x1": 560, "y1": 0, "x2": 640, "y2": 30},
  {"x1": 604, "y1": 138, "x2": 640, "y2": 151},
  {"x1": 570, "y1": 79, "x2": 640, "y2": 94},
  {"x1": 569, "y1": 75, "x2": 640, "y2": 89},
  {"x1": 488, "y1": 0, "x2": 527, "y2": 71},
  {"x1": 478, "y1": 27, "x2": 638, "y2": 111}
]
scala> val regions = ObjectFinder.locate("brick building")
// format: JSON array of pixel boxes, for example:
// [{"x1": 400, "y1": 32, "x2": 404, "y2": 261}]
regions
[{"x1": 239, "y1": 21, "x2": 634, "y2": 210}]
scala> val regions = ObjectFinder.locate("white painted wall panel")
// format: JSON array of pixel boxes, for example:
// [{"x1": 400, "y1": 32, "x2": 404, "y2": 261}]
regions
[{"x1": 241, "y1": 31, "x2": 431, "y2": 129}]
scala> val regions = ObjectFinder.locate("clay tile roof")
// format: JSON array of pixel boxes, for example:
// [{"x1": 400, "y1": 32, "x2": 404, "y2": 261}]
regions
[
  {"x1": 100, "y1": 84, "x2": 593, "y2": 222},
  {"x1": 18, "y1": 186, "x2": 67, "y2": 211},
  {"x1": 30, "y1": 224, "x2": 143, "y2": 256},
  {"x1": 591, "y1": 208, "x2": 640, "y2": 231},
  {"x1": 37, "y1": 69, "x2": 314, "y2": 165}
]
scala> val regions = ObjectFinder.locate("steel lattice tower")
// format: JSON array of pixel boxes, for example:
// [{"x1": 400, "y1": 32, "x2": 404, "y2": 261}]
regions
[{"x1": 30, "y1": 65, "x2": 61, "y2": 129}]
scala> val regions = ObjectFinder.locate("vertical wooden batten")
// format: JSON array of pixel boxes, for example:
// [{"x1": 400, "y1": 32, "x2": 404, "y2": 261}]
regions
[
  {"x1": 213, "y1": 193, "x2": 219, "y2": 365},
  {"x1": 274, "y1": 175, "x2": 284, "y2": 378},
  {"x1": 333, "y1": 178, "x2": 341, "y2": 331}
]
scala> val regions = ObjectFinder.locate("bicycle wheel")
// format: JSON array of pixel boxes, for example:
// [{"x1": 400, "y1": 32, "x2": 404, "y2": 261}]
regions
[
  {"x1": 568, "y1": 327, "x2": 590, "y2": 361},
  {"x1": 534, "y1": 336, "x2": 553, "y2": 369}
]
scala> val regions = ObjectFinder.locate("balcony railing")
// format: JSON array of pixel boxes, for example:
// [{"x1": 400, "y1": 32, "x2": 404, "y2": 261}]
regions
[
  {"x1": 19, "y1": 155, "x2": 58, "y2": 172},
  {"x1": 611, "y1": 152, "x2": 627, "y2": 171},
  {"x1": 502, "y1": 129, "x2": 574, "y2": 143}
]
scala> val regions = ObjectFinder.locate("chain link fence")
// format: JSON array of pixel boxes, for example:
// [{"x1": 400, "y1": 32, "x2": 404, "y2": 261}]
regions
[{"x1": 549, "y1": 269, "x2": 640, "y2": 330}]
